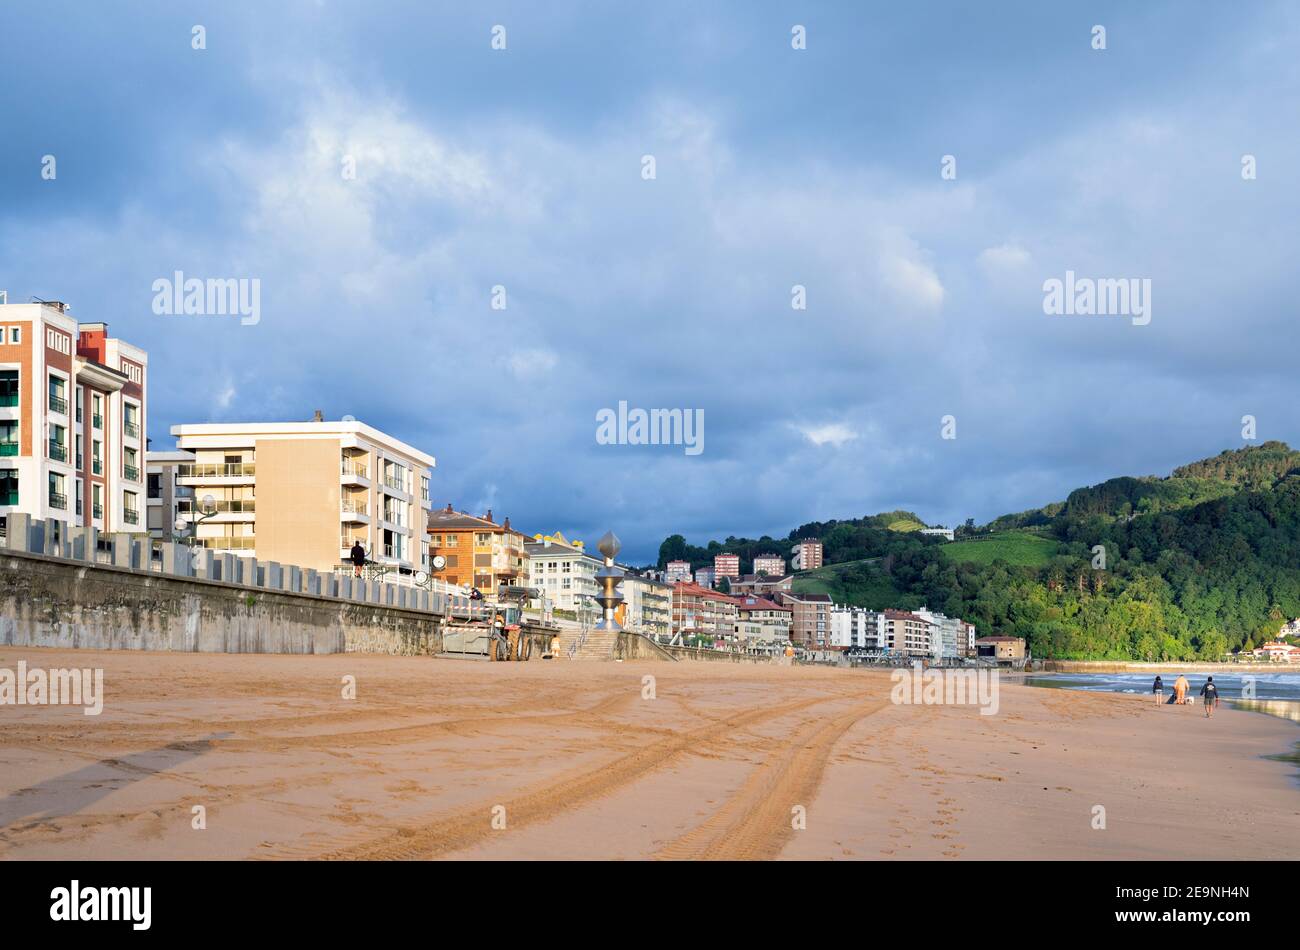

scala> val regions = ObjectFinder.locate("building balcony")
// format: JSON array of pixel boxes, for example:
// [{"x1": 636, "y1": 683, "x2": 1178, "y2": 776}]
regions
[
  {"x1": 123, "y1": 508, "x2": 139, "y2": 525},
  {"x1": 48, "y1": 492, "x2": 67, "y2": 510},
  {"x1": 195, "y1": 536, "x2": 256, "y2": 551},
  {"x1": 0, "y1": 442, "x2": 16, "y2": 457},
  {"x1": 92, "y1": 413, "x2": 103, "y2": 429},
  {"x1": 178, "y1": 462, "x2": 256, "y2": 484},
  {"x1": 341, "y1": 460, "x2": 370, "y2": 484},
  {"x1": 123, "y1": 464, "x2": 140, "y2": 482},
  {"x1": 382, "y1": 475, "x2": 406, "y2": 494},
  {"x1": 92, "y1": 458, "x2": 102, "y2": 475},
  {"x1": 48, "y1": 393, "x2": 67, "y2": 415},
  {"x1": 48, "y1": 441, "x2": 67, "y2": 463},
  {"x1": 124, "y1": 421, "x2": 140, "y2": 440},
  {"x1": 341, "y1": 498, "x2": 370, "y2": 522},
  {"x1": 92, "y1": 504, "x2": 103, "y2": 519}
]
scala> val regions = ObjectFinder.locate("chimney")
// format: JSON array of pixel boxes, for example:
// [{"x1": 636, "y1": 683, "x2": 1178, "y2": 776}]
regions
[
  {"x1": 445, "y1": 503, "x2": 453, "y2": 513},
  {"x1": 503, "y1": 517, "x2": 511, "y2": 531},
  {"x1": 485, "y1": 509, "x2": 493, "y2": 523},
  {"x1": 312, "y1": 409, "x2": 323, "y2": 422}
]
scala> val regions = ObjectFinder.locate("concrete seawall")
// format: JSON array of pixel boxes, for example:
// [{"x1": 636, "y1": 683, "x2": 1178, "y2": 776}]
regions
[{"x1": 0, "y1": 549, "x2": 443, "y2": 655}]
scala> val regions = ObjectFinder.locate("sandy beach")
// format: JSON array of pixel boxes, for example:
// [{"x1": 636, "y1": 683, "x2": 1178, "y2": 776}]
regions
[{"x1": 1, "y1": 647, "x2": 1297, "y2": 860}]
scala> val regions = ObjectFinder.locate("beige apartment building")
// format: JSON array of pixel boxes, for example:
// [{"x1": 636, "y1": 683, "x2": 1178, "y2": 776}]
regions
[
  {"x1": 170, "y1": 419, "x2": 434, "y2": 575},
  {"x1": 0, "y1": 299, "x2": 147, "y2": 533}
]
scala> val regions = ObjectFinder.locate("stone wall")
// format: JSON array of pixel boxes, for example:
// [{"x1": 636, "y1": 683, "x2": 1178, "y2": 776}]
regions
[{"x1": 0, "y1": 513, "x2": 463, "y2": 655}]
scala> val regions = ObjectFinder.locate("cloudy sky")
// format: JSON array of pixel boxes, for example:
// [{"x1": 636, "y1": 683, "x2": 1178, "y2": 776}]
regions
[{"x1": 2, "y1": 1, "x2": 1297, "y2": 561}]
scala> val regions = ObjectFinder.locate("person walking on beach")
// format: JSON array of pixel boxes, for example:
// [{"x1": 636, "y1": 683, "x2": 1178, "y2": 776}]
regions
[
  {"x1": 1200, "y1": 676, "x2": 1220, "y2": 718},
  {"x1": 349, "y1": 540, "x2": 367, "y2": 577},
  {"x1": 1152, "y1": 675, "x2": 1164, "y2": 706}
]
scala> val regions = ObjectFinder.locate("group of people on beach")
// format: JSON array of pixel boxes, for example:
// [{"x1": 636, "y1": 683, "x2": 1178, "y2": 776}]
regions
[{"x1": 1152, "y1": 674, "x2": 1220, "y2": 717}]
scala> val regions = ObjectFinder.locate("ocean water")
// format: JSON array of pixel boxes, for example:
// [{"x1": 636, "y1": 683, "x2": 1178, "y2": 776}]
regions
[{"x1": 1022, "y1": 671, "x2": 1300, "y2": 725}]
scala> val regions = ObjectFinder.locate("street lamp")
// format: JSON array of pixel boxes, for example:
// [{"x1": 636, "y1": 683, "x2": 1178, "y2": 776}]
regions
[{"x1": 174, "y1": 493, "x2": 218, "y2": 546}]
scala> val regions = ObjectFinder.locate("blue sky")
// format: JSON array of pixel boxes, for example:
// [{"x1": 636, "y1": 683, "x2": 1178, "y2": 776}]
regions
[{"x1": 2, "y1": 1, "x2": 1298, "y2": 562}]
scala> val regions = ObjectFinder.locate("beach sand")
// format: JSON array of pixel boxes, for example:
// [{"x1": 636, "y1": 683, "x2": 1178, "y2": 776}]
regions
[{"x1": 1, "y1": 647, "x2": 1296, "y2": 860}]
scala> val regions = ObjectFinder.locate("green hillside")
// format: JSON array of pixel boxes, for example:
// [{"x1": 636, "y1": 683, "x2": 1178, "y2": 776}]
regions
[
  {"x1": 943, "y1": 530, "x2": 1059, "y2": 567},
  {"x1": 656, "y1": 442, "x2": 1300, "y2": 660}
]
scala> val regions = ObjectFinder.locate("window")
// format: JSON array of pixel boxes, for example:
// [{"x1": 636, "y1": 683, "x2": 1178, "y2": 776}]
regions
[
  {"x1": 475, "y1": 532, "x2": 491, "y2": 545},
  {"x1": 75, "y1": 478, "x2": 83, "y2": 517},
  {"x1": 445, "y1": 534, "x2": 458, "y2": 547},
  {"x1": 8, "y1": 327, "x2": 18, "y2": 344},
  {"x1": 0, "y1": 420, "x2": 16, "y2": 456},
  {"x1": 75, "y1": 434, "x2": 83, "y2": 469},
  {"x1": 48, "y1": 472, "x2": 66, "y2": 510},
  {"x1": 0, "y1": 370, "x2": 17, "y2": 407},
  {"x1": 49, "y1": 424, "x2": 67, "y2": 462},
  {"x1": 92, "y1": 394, "x2": 102, "y2": 429},
  {"x1": 48, "y1": 375, "x2": 67, "y2": 414},
  {"x1": 0, "y1": 469, "x2": 17, "y2": 505},
  {"x1": 92, "y1": 439, "x2": 102, "y2": 475},
  {"x1": 75, "y1": 387, "x2": 83, "y2": 423},
  {"x1": 420, "y1": 475, "x2": 430, "y2": 502},
  {"x1": 123, "y1": 491, "x2": 139, "y2": 525},
  {"x1": 92, "y1": 484, "x2": 102, "y2": 520},
  {"x1": 123, "y1": 403, "x2": 140, "y2": 439},
  {"x1": 147, "y1": 473, "x2": 161, "y2": 499},
  {"x1": 124, "y1": 447, "x2": 139, "y2": 482}
]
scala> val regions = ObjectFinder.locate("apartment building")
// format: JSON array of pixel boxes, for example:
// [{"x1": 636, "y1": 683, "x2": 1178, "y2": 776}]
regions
[
  {"x1": 664, "y1": 560, "x2": 692, "y2": 584},
  {"x1": 171, "y1": 419, "x2": 434, "y2": 574},
  {"x1": 145, "y1": 449, "x2": 194, "y2": 540},
  {"x1": 618, "y1": 573, "x2": 673, "y2": 638},
  {"x1": 713, "y1": 552, "x2": 740, "y2": 581},
  {"x1": 791, "y1": 538, "x2": 824, "y2": 571},
  {"x1": 0, "y1": 300, "x2": 147, "y2": 533},
  {"x1": 884, "y1": 609, "x2": 933, "y2": 657},
  {"x1": 671, "y1": 581, "x2": 738, "y2": 641},
  {"x1": 915, "y1": 607, "x2": 964, "y2": 659},
  {"x1": 525, "y1": 535, "x2": 600, "y2": 612},
  {"x1": 428, "y1": 506, "x2": 528, "y2": 594},
  {"x1": 732, "y1": 595, "x2": 793, "y2": 650},
  {"x1": 694, "y1": 566, "x2": 716, "y2": 589},
  {"x1": 752, "y1": 552, "x2": 786, "y2": 576},
  {"x1": 829, "y1": 605, "x2": 887, "y2": 651},
  {"x1": 777, "y1": 591, "x2": 832, "y2": 648}
]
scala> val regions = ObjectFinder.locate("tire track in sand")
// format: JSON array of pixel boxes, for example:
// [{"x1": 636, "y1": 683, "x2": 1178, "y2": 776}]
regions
[
  {"x1": 264, "y1": 689, "x2": 855, "y2": 860},
  {"x1": 652, "y1": 698, "x2": 887, "y2": 860}
]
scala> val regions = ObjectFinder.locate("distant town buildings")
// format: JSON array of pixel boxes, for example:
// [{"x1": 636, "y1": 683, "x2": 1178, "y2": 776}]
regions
[
  {"x1": 732, "y1": 595, "x2": 793, "y2": 651},
  {"x1": 884, "y1": 609, "x2": 933, "y2": 657},
  {"x1": 752, "y1": 552, "x2": 786, "y2": 576},
  {"x1": 790, "y1": 538, "x2": 823, "y2": 571},
  {"x1": 1250, "y1": 640, "x2": 1300, "y2": 662},
  {"x1": 713, "y1": 552, "x2": 740, "y2": 581},
  {"x1": 694, "y1": 566, "x2": 716, "y2": 588},
  {"x1": 0, "y1": 300, "x2": 148, "y2": 534},
  {"x1": 172, "y1": 418, "x2": 433, "y2": 575},
  {"x1": 671, "y1": 581, "x2": 738, "y2": 641},
  {"x1": 664, "y1": 559, "x2": 693, "y2": 584},
  {"x1": 830, "y1": 605, "x2": 886, "y2": 651},
  {"x1": 619, "y1": 573, "x2": 673, "y2": 638},
  {"x1": 731, "y1": 573, "x2": 793, "y2": 598}
]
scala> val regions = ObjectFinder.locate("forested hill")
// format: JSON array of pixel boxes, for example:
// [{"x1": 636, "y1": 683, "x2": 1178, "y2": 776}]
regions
[{"x1": 656, "y1": 442, "x2": 1300, "y2": 660}]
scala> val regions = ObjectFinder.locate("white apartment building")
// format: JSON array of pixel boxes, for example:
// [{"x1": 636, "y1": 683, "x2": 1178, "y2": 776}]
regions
[
  {"x1": 664, "y1": 560, "x2": 692, "y2": 584},
  {"x1": 0, "y1": 299, "x2": 147, "y2": 534},
  {"x1": 620, "y1": 573, "x2": 673, "y2": 638},
  {"x1": 171, "y1": 418, "x2": 434, "y2": 574},
  {"x1": 915, "y1": 607, "x2": 963, "y2": 659},
  {"x1": 829, "y1": 605, "x2": 887, "y2": 651},
  {"x1": 733, "y1": 595, "x2": 793, "y2": 650},
  {"x1": 526, "y1": 537, "x2": 601, "y2": 613}
]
